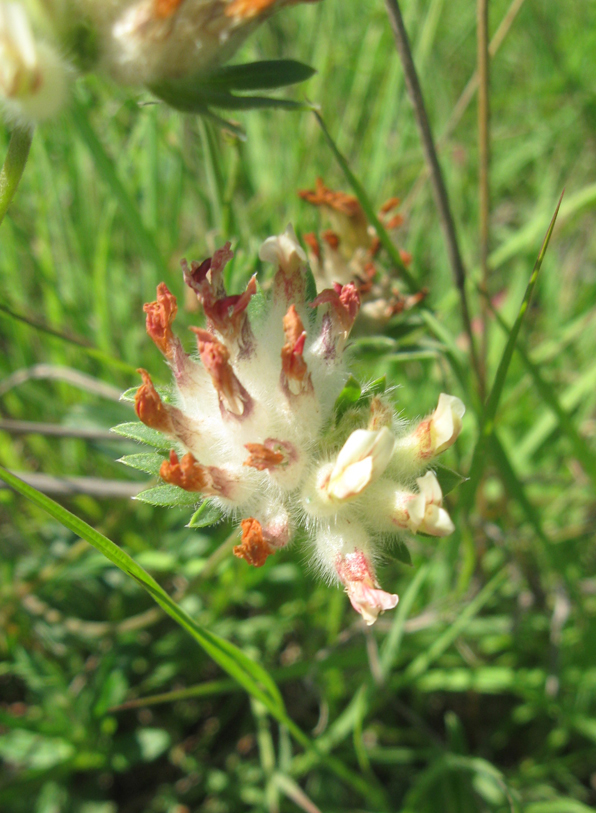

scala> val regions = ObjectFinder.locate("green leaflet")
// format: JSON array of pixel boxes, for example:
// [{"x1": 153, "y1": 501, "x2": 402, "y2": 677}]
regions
[
  {"x1": 111, "y1": 422, "x2": 171, "y2": 451},
  {"x1": 134, "y1": 484, "x2": 199, "y2": 508},
  {"x1": 118, "y1": 453, "x2": 165, "y2": 477}
]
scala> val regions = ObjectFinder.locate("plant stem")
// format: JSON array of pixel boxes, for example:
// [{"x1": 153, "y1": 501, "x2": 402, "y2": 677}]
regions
[
  {"x1": 0, "y1": 126, "x2": 33, "y2": 226},
  {"x1": 383, "y1": 0, "x2": 481, "y2": 387},
  {"x1": 478, "y1": 0, "x2": 490, "y2": 399}
]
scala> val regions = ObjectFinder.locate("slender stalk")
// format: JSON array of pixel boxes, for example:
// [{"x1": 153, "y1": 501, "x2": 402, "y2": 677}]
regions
[
  {"x1": 477, "y1": 0, "x2": 490, "y2": 399},
  {"x1": 383, "y1": 0, "x2": 481, "y2": 386},
  {"x1": 0, "y1": 126, "x2": 33, "y2": 226}
]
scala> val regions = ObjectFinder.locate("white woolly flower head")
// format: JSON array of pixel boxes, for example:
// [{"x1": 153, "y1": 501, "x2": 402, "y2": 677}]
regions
[
  {"x1": 0, "y1": 1, "x2": 71, "y2": 125},
  {"x1": 119, "y1": 225, "x2": 465, "y2": 625}
]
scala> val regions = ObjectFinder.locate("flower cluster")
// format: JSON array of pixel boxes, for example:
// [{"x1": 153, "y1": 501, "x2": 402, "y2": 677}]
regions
[
  {"x1": 299, "y1": 177, "x2": 427, "y2": 326},
  {"x1": 0, "y1": 0, "x2": 317, "y2": 126},
  {"x1": 129, "y1": 225, "x2": 465, "y2": 625}
]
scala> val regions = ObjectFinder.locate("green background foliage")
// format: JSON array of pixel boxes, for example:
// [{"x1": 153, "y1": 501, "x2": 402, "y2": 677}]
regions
[{"x1": 1, "y1": 1, "x2": 596, "y2": 811}]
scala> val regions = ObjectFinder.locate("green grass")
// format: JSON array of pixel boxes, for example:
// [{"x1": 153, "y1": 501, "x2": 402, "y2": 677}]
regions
[{"x1": 1, "y1": 1, "x2": 596, "y2": 811}]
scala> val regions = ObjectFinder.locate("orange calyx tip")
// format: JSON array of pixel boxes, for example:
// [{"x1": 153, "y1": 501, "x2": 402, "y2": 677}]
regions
[
  {"x1": 192, "y1": 328, "x2": 251, "y2": 417},
  {"x1": 299, "y1": 177, "x2": 364, "y2": 220},
  {"x1": 135, "y1": 369, "x2": 173, "y2": 434},
  {"x1": 160, "y1": 449, "x2": 209, "y2": 493},
  {"x1": 379, "y1": 196, "x2": 401, "y2": 214},
  {"x1": 281, "y1": 306, "x2": 310, "y2": 390},
  {"x1": 311, "y1": 283, "x2": 360, "y2": 333},
  {"x1": 244, "y1": 441, "x2": 286, "y2": 471},
  {"x1": 154, "y1": 0, "x2": 185, "y2": 19},
  {"x1": 225, "y1": 0, "x2": 277, "y2": 19},
  {"x1": 233, "y1": 518, "x2": 274, "y2": 567},
  {"x1": 303, "y1": 231, "x2": 321, "y2": 260},
  {"x1": 143, "y1": 283, "x2": 178, "y2": 359}
]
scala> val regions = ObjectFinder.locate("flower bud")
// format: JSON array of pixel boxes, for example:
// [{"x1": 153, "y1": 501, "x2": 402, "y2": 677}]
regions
[
  {"x1": 259, "y1": 223, "x2": 307, "y2": 306},
  {"x1": 326, "y1": 427, "x2": 394, "y2": 501},
  {"x1": 393, "y1": 393, "x2": 465, "y2": 470},
  {"x1": 336, "y1": 549, "x2": 398, "y2": 626},
  {"x1": 412, "y1": 471, "x2": 455, "y2": 536},
  {"x1": 366, "y1": 471, "x2": 454, "y2": 537}
]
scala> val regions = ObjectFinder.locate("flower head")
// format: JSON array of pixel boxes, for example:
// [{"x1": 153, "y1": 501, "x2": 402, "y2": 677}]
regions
[
  {"x1": 123, "y1": 225, "x2": 464, "y2": 624},
  {"x1": 299, "y1": 177, "x2": 426, "y2": 326}
]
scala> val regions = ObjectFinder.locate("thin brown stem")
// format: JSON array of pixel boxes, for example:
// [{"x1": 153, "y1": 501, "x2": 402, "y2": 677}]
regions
[
  {"x1": 384, "y1": 0, "x2": 481, "y2": 386},
  {"x1": 477, "y1": 0, "x2": 490, "y2": 400}
]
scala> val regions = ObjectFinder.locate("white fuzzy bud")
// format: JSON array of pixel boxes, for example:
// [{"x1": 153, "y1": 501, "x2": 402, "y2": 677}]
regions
[
  {"x1": 326, "y1": 427, "x2": 394, "y2": 501},
  {"x1": 259, "y1": 223, "x2": 306, "y2": 276}
]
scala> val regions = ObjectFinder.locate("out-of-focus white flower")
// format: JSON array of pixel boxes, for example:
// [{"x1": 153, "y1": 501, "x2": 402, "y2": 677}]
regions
[
  {"x1": 126, "y1": 225, "x2": 464, "y2": 624},
  {"x1": 0, "y1": 1, "x2": 71, "y2": 125}
]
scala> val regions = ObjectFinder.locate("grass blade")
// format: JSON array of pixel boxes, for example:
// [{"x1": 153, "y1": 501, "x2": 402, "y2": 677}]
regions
[
  {"x1": 488, "y1": 300, "x2": 596, "y2": 488},
  {"x1": 70, "y1": 100, "x2": 168, "y2": 277},
  {"x1": 0, "y1": 465, "x2": 283, "y2": 715},
  {"x1": 489, "y1": 432, "x2": 549, "y2": 545},
  {"x1": 0, "y1": 465, "x2": 382, "y2": 803},
  {"x1": 398, "y1": 568, "x2": 508, "y2": 686},
  {"x1": 463, "y1": 192, "x2": 564, "y2": 509}
]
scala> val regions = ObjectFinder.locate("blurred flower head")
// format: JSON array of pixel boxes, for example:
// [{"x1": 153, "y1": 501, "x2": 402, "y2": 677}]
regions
[
  {"x1": 125, "y1": 225, "x2": 465, "y2": 625},
  {"x1": 0, "y1": 0, "x2": 319, "y2": 124},
  {"x1": 299, "y1": 177, "x2": 427, "y2": 327}
]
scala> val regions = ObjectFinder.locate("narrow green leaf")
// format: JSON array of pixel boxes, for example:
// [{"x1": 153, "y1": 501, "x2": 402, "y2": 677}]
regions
[
  {"x1": 463, "y1": 192, "x2": 564, "y2": 509},
  {"x1": 487, "y1": 298, "x2": 596, "y2": 489},
  {"x1": 111, "y1": 422, "x2": 171, "y2": 451},
  {"x1": 0, "y1": 465, "x2": 284, "y2": 716},
  {"x1": 152, "y1": 82, "x2": 315, "y2": 113},
  {"x1": 187, "y1": 500, "x2": 224, "y2": 528},
  {"x1": 202, "y1": 94, "x2": 316, "y2": 113},
  {"x1": 118, "y1": 453, "x2": 164, "y2": 477},
  {"x1": 204, "y1": 60, "x2": 316, "y2": 91},
  {"x1": 134, "y1": 484, "x2": 199, "y2": 507}
]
